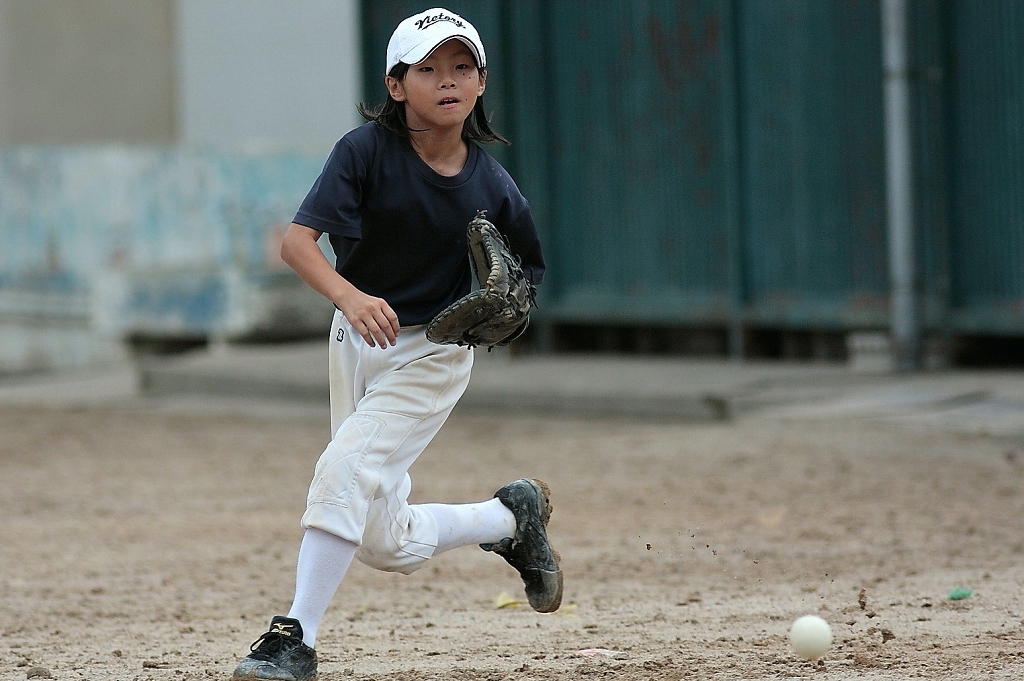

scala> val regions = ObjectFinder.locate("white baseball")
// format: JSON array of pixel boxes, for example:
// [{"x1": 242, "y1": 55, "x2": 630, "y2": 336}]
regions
[{"x1": 788, "y1": 615, "x2": 833, "y2": 660}]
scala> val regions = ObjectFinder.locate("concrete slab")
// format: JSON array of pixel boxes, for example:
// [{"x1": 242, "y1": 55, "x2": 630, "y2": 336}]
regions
[
  {"x1": 0, "y1": 362, "x2": 140, "y2": 408},
  {"x1": 4, "y1": 341, "x2": 1024, "y2": 435},
  {"x1": 139, "y1": 342, "x2": 328, "y2": 402},
  {"x1": 134, "y1": 341, "x2": 878, "y2": 421},
  {"x1": 129, "y1": 341, "x2": 1024, "y2": 430}
]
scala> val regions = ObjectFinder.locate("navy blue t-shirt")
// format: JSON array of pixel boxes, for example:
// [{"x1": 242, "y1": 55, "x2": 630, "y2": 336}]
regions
[{"x1": 294, "y1": 122, "x2": 545, "y2": 326}]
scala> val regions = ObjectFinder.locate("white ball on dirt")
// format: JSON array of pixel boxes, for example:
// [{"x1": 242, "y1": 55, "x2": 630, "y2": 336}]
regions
[{"x1": 788, "y1": 615, "x2": 833, "y2": 660}]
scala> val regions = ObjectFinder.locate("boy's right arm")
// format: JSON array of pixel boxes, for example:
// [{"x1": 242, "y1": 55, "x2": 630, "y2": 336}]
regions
[{"x1": 280, "y1": 223, "x2": 399, "y2": 349}]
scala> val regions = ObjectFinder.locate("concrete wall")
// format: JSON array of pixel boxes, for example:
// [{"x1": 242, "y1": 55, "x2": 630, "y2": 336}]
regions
[
  {"x1": 0, "y1": 0, "x2": 177, "y2": 144},
  {"x1": 0, "y1": 1, "x2": 12, "y2": 143},
  {"x1": 0, "y1": 0, "x2": 362, "y2": 147},
  {"x1": 0, "y1": 1, "x2": 361, "y2": 373},
  {"x1": 0, "y1": 147, "x2": 335, "y2": 374},
  {"x1": 176, "y1": 0, "x2": 362, "y2": 149}
]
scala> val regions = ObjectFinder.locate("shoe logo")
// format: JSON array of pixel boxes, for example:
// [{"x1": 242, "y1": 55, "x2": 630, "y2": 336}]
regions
[{"x1": 270, "y1": 622, "x2": 294, "y2": 636}]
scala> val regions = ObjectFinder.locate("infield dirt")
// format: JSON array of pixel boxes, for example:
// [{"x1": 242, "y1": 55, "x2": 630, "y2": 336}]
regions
[{"x1": 2, "y1": 404, "x2": 1023, "y2": 680}]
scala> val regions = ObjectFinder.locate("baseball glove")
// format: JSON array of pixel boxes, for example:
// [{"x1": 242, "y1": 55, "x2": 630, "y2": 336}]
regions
[{"x1": 426, "y1": 210, "x2": 536, "y2": 349}]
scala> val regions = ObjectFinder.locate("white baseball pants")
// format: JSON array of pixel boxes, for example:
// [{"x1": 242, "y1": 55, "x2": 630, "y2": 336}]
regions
[{"x1": 300, "y1": 309, "x2": 474, "y2": 575}]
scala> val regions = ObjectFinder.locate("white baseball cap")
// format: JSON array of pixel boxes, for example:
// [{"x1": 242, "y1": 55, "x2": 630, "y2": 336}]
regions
[{"x1": 385, "y1": 7, "x2": 486, "y2": 76}]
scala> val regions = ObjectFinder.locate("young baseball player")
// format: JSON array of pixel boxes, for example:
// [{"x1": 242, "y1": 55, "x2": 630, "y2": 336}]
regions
[{"x1": 232, "y1": 8, "x2": 560, "y2": 681}]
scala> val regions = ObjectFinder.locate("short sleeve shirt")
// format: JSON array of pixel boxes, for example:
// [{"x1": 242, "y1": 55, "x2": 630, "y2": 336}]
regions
[{"x1": 294, "y1": 122, "x2": 545, "y2": 326}]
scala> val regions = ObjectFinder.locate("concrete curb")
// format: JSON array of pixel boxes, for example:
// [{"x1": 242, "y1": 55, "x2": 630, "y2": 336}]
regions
[
  {"x1": 4, "y1": 341, "x2": 1024, "y2": 434},
  {"x1": 135, "y1": 342, "x2": 866, "y2": 422}
]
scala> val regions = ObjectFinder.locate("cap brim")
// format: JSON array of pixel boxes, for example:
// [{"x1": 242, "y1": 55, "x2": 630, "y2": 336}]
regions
[{"x1": 403, "y1": 35, "x2": 483, "y2": 68}]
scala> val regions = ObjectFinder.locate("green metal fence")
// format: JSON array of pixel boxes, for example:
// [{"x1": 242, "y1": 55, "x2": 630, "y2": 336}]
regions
[
  {"x1": 947, "y1": 0, "x2": 1024, "y2": 335},
  {"x1": 738, "y1": 0, "x2": 887, "y2": 330},
  {"x1": 523, "y1": 0, "x2": 736, "y2": 325}
]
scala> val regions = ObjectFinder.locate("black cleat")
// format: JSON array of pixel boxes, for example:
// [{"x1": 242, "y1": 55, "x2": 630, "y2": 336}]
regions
[
  {"x1": 232, "y1": 616, "x2": 317, "y2": 681},
  {"x1": 481, "y1": 478, "x2": 563, "y2": 613}
]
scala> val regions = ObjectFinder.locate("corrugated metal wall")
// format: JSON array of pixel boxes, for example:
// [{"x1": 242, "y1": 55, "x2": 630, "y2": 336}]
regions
[
  {"x1": 948, "y1": 0, "x2": 1024, "y2": 334},
  {"x1": 912, "y1": 0, "x2": 952, "y2": 335},
  {"x1": 529, "y1": 0, "x2": 735, "y2": 324},
  {"x1": 739, "y1": 0, "x2": 887, "y2": 329},
  {"x1": 362, "y1": 0, "x2": 1024, "y2": 339}
]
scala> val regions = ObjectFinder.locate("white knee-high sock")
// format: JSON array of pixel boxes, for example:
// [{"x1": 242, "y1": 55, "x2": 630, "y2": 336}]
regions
[
  {"x1": 421, "y1": 498, "x2": 516, "y2": 555},
  {"x1": 286, "y1": 528, "x2": 357, "y2": 648}
]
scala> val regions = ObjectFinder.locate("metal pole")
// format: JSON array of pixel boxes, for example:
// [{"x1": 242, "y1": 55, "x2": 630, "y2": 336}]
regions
[{"x1": 882, "y1": 0, "x2": 920, "y2": 371}]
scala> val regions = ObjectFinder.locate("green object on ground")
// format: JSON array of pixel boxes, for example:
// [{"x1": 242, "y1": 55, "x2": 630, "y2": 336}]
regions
[{"x1": 949, "y1": 587, "x2": 973, "y2": 600}]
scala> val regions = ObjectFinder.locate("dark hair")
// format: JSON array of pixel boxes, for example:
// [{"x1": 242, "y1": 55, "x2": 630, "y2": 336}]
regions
[{"x1": 357, "y1": 62, "x2": 510, "y2": 145}]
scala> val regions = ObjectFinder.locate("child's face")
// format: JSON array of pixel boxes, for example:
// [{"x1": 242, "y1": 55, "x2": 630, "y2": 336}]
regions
[{"x1": 386, "y1": 39, "x2": 486, "y2": 135}]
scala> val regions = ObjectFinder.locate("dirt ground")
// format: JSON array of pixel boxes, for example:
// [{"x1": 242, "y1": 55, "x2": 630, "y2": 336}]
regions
[{"x1": 2, "y1": 402, "x2": 1024, "y2": 680}]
